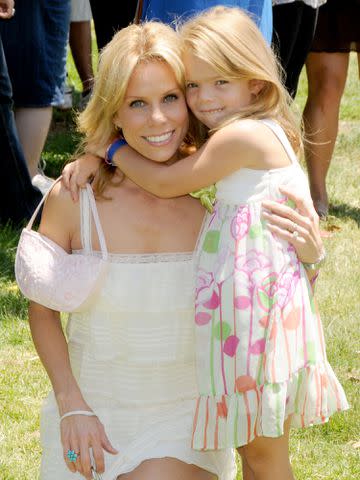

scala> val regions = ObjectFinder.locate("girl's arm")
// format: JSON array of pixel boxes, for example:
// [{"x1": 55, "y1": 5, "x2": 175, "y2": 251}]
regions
[{"x1": 112, "y1": 120, "x2": 260, "y2": 198}]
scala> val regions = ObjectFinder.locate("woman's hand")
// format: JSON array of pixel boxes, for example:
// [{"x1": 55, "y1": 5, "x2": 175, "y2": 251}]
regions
[
  {"x1": 62, "y1": 154, "x2": 102, "y2": 202},
  {"x1": 261, "y1": 186, "x2": 324, "y2": 265},
  {"x1": 61, "y1": 413, "x2": 118, "y2": 479}
]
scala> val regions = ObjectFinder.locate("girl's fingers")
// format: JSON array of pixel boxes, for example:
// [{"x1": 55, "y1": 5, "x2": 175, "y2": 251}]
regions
[
  {"x1": 69, "y1": 167, "x2": 80, "y2": 203},
  {"x1": 61, "y1": 165, "x2": 71, "y2": 190}
]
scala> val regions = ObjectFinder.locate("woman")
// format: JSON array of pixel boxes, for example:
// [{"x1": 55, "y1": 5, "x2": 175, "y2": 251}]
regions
[{"x1": 21, "y1": 21, "x2": 323, "y2": 480}]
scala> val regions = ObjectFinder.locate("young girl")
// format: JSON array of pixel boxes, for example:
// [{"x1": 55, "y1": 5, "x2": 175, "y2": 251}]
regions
[{"x1": 64, "y1": 7, "x2": 348, "y2": 479}]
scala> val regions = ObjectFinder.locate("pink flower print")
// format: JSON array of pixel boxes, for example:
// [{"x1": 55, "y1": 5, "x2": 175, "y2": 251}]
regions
[
  {"x1": 213, "y1": 245, "x2": 234, "y2": 284},
  {"x1": 195, "y1": 312, "x2": 212, "y2": 326},
  {"x1": 277, "y1": 269, "x2": 300, "y2": 309},
  {"x1": 231, "y1": 205, "x2": 250, "y2": 240},
  {"x1": 235, "y1": 375, "x2": 256, "y2": 393},
  {"x1": 256, "y1": 272, "x2": 278, "y2": 312},
  {"x1": 196, "y1": 269, "x2": 215, "y2": 304},
  {"x1": 249, "y1": 338, "x2": 266, "y2": 355},
  {"x1": 223, "y1": 335, "x2": 240, "y2": 357},
  {"x1": 282, "y1": 307, "x2": 301, "y2": 330},
  {"x1": 235, "y1": 249, "x2": 272, "y2": 274},
  {"x1": 216, "y1": 396, "x2": 228, "y2": 418}
]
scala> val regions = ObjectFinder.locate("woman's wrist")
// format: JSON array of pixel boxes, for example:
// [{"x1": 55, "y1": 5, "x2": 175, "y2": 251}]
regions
[
  {"x1": 301, "y1": 249, "x2": 326, "y2": 271},
  {"x1": 55, "y1": 385, "x2": 89, "y2": 416}
]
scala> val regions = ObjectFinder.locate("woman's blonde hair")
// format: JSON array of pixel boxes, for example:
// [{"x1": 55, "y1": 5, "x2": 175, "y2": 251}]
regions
[
  {"x1": 77, "y1": 21, "x2": 185, "y2": 195},
  {"x1": 179, "y1": 6, "x2": 302, "y2": 151}
]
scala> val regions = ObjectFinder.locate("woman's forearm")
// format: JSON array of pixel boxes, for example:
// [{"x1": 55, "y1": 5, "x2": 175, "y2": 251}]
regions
[{"x1": 28, "y1": 302, "x2": 90, "y2": 415}]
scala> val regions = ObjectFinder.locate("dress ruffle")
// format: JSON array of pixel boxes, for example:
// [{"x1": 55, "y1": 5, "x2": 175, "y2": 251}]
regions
[{"x1": 192, "y1": 362, "x2": 349, "y2": 450}]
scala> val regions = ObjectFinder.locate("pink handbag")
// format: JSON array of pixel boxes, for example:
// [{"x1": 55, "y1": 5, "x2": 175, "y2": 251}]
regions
[{"x1": 15, "y1": 179, "x2": 109, "y2": 312}]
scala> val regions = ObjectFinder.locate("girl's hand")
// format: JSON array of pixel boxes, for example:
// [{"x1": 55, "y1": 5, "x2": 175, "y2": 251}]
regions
[
  {"x1": 261, "y1": 186, "x2": 324, "y2": 264},
  {"x1": 62, "y1": 154, "x2": 102, "y2": 202},
  {"x1": 61, "y1": 413, "x2": 118, "y2": 479}
]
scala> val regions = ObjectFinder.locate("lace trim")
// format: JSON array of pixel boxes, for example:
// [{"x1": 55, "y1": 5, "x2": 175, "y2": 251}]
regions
[{"x1": 72, "y1": 249, "x2": 194, "y2": 264}]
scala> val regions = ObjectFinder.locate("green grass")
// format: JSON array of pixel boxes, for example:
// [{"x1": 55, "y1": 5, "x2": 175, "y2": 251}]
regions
[{"x1": 0, "y1": 54, "x2": 359, "y2": 479}]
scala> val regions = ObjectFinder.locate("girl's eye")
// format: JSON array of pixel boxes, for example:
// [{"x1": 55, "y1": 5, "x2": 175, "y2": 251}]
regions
[
  {"x1": 163, "y1": 94, "x2": 178, "y2": 103},
  {"x1": 215, "y1": 80, "x2": 228, "y2": 86},
  {"x1": 129, "y1": 99, "x2": 145, "y2": 108},
  {"x1": 186, "y1": 82, "x2": 198, "y2": 89}
]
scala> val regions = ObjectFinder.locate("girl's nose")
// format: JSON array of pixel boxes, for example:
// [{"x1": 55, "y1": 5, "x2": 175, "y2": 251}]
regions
[{"x1": 198, "y1": 85, "x2": 213, "y2": 102}]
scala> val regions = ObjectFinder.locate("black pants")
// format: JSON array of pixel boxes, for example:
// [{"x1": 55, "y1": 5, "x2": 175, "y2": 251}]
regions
[
  {"x1": 272, "y1": 1, "x2": 318, "y2": 98},
  {"x1": 0, "y1": 34, "x2": 42, "y2": 225},
  {"x1": 89, "y1": 0, "x2": 138, "y2": 51}
]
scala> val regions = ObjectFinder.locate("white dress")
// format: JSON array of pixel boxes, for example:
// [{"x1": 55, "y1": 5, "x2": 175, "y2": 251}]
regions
[{"x1": 39, "y1": 187, "x2": 236, "y2": 480}]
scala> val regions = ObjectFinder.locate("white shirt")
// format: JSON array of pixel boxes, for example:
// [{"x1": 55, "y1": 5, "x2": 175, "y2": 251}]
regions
[{"x1": 272, "y1": 0, "x2": 327, "y2": 8}]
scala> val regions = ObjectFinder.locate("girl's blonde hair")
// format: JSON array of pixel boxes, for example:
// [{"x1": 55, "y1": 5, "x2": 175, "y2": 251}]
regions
[
  {"x1": 179, "y1": 6, "x2": 301, "y2": 151},
  {"x1": 77, "y1": 21, "x2": 185, "y2": 195}
]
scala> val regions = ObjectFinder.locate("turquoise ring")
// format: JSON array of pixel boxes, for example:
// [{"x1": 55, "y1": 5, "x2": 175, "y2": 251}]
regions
[{"x1": 67, "y1": 449, "x2": 79, "y2": 462}]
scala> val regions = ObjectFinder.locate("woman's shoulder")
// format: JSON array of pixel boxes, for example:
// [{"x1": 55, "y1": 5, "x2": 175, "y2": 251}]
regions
[{"x1": 39, "y1": 180, "x2": 80, "y2": 252}]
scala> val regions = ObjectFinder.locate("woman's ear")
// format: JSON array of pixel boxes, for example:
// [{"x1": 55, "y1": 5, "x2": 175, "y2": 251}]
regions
[
  {"x1": 113, "y1": 113, "x2": 121, "y2": 131},
  {"x1": 249, "y1": 79, "x2": 266, "y2": 97}
]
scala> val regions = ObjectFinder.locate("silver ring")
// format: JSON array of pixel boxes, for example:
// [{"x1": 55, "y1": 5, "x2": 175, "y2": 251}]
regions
[{"x1": 292, "y1": 230, "x2": 299, "y2": 239}]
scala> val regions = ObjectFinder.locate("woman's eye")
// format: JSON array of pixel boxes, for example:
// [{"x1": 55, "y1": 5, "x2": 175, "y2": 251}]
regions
[
  {"x1": 186, "y1": 82, "x2": 198, "y2": 89},
  {"x1": 215, "y1": 80, "x2": 228, "y2": 86},
  {"x1": 129, "y1": 99, "x2": 145, "y2": 108},
  {"x1": 163, "y1": 94, "x2": 178, "y2": 103}
]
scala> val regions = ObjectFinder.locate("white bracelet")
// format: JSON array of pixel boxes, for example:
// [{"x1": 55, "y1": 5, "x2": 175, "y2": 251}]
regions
[{"x1": 60, "y1": 410, "x2": 97, "y2": 422}]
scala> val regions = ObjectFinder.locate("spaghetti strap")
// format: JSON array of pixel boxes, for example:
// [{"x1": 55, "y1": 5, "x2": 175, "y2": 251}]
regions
[{"x1": 260, "y1": 118, "x2": 298, "y2": 164}]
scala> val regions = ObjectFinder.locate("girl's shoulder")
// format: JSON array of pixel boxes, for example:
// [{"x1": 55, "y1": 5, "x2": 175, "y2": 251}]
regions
[{"x1": 208, "y1": 118, "x2": 275, "y2": 168}]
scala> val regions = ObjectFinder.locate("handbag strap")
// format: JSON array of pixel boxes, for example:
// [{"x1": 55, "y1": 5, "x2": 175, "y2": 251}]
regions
[{"x1": 25, "y1": 177, "x2": 62, "y2": 230}]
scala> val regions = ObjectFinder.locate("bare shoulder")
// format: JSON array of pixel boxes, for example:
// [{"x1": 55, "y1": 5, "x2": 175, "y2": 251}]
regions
[
  {"x1": 206, "y1": 119, "x2": 266, "y2": 167},
  {"x1": 39, "y1": 181, "x2": 80, "y2": 251}
]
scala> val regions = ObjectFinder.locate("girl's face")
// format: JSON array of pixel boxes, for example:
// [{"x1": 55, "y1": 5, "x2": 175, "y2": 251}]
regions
[
  {"x1": 184, "y1": 52, "x2": 255, "y2": 129},
  {"x1": 114, "y1": 61, "x2": 189, "y2": 163}
]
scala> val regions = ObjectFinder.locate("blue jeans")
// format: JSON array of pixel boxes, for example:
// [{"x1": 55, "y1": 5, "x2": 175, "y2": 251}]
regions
[
  {"x1": 0, "y1": 0, "x2": 70, "y2": 107},
  {"x1": 0, "y1": 35, "x2": 42, "y2": 225}
]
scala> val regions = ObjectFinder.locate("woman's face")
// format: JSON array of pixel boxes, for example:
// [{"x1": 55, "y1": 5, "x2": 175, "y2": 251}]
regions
[{"x1": 114, "y1": 61, "x2": 189, "y2": 163}]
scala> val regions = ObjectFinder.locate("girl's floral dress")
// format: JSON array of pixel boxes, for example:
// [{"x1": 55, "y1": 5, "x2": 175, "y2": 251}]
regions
[{"x1": 192, "y1": 120, "x2": 348, "y2": 450}]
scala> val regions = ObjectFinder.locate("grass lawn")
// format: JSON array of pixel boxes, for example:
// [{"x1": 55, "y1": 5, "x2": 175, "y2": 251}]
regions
[{"x1": 0, "y1": 54, "x2": 359, "y2": 479}]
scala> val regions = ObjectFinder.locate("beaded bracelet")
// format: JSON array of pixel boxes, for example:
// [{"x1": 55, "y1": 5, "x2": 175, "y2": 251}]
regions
[
  {"x1": 60, "y1": 410, "x2": 97, "y2": 422},
  {"x1": 104, "y1": 138, "x2": 127, "y2": 167}
]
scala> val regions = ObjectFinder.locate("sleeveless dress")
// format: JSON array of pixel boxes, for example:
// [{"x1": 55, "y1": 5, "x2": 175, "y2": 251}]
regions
[
  {"x1": 191, "y1": 119, "x2": 349, "y2": 450},
  {"x1": 39, "y1": 188, "x2": 236, "y2": 479}
]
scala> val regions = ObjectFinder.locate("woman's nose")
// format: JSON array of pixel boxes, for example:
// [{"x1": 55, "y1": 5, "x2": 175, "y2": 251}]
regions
[{"x1": 150, "y1": 105, "x2": 167, "y2": 123}]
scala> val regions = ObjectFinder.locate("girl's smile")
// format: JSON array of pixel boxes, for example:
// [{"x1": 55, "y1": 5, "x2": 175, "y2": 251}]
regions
[{"x1": 184, "y1": 52, "x2": 254, "y2": 129}]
